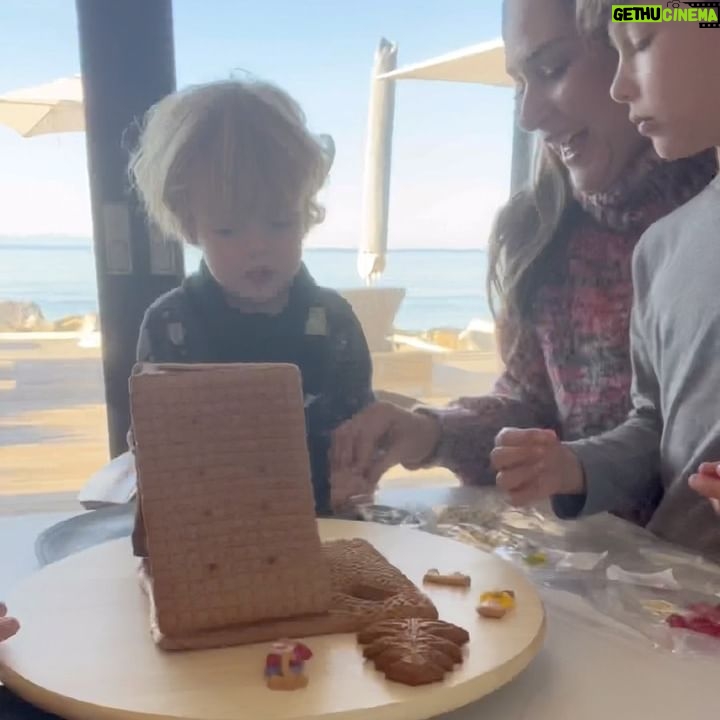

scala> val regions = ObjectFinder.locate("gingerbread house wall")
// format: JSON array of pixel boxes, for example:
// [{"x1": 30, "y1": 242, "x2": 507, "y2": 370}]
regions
[{"x1": 130, "y1": 363, "x2": 332, "y2": 636}]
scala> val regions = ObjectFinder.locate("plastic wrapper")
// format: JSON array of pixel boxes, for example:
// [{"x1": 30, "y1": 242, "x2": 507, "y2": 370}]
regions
[{"x1": 357, "y1": 490, "x2": 720, "y2": 656}]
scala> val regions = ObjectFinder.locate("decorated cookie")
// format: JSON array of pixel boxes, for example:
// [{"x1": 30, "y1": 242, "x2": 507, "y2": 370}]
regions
[
  {"x1": 357, "y1": 618, "x2": 470, "y2": 686},
  {"x1": 422, "y1": 568, "x2": 471, "y2": 588},
  {"x1": 476, "y1": 590, "x2": 516, "y2": 619}
]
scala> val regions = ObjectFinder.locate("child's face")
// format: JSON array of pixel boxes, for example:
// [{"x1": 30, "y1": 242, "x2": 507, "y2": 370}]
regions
[
  {"x1": 609, "y1": 22, "x2": 720, "y2": 160},
  {"x1": 193, "y1": 203, "x2": 304, "y2": 309}
]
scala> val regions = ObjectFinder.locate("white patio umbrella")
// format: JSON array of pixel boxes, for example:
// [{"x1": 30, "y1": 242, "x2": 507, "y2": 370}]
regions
[
  {"x1": 0, "y1": 75, "x2": 84, "y2": 138},
  {"x1": 358, "y1": 38, "x2": 398, "y2": 285},
  {"x1": 358, "y1": 39, "x2": 513, "y2": 283},
  {"x1": 379, "y1": 39, "x2": 511, "y2": 87}
]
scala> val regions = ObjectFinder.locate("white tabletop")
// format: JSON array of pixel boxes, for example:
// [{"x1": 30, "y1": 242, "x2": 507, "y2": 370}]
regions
[{"x1": 0, "y1": 492, "x2": 717, "y2": 720}]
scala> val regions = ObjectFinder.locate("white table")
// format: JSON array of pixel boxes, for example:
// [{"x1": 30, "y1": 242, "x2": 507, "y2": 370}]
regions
[{"x1": 0, "y1": 489, "x2": 717, "y2": 720}]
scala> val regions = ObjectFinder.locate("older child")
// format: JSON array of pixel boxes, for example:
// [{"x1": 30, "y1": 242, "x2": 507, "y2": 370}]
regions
[
  {"x1": 491, "y1": 2, "x2": 720, "y2": 559},
  {"x1": 129, "y1": 79, "x2": 373, "y2": 516}
]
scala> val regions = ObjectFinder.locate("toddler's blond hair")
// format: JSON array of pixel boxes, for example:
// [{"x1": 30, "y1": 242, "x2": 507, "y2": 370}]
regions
[{"x1": 129, "y1": 79, "x2": 330, "y2": 243}]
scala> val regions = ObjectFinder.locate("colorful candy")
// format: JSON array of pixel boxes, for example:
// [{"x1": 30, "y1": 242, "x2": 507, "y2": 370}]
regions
[
  {"x1": 666, "y1": 603, "x2": 720, "y2": 639},
  {"x1": 264, "y1": 640, "x2": 313, "y2": 690},
  {"x1": 476, "y1": 590, "x2": 516, "y2": 619}
]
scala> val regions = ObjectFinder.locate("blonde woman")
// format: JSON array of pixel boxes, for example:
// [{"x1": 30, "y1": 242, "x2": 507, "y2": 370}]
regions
[
  {"x1": 129, "y1": 80, "x2": 373, "y2": 518},
  {"x1": 331, "y1": 0, "x2": 717, "y2": 525}
]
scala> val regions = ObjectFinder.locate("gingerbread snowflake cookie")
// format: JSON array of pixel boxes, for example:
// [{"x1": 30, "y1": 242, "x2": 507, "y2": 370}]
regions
[{"x1": 357, "y1": 618, "x2": 469, "y2": 686}]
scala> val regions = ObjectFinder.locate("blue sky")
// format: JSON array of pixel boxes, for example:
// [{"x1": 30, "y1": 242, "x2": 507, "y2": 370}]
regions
[{"x1": 0, "y1": 0, "x2": 512, "y2": 248}]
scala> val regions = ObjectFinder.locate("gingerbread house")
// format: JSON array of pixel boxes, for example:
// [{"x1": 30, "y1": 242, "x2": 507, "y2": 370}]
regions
[{"x1": 130, "y1": 362, "x2": 437, "y2": 651}]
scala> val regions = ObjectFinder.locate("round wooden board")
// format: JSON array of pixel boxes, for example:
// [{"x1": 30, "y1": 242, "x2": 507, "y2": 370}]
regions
[{"x1": 0, "y1": 520, "x2": 545, "y2": 720}]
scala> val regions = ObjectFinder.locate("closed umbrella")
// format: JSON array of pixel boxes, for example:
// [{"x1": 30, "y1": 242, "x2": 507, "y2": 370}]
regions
[{"x1": 358, "y1": 38, "x2": 398, "y2": 285}]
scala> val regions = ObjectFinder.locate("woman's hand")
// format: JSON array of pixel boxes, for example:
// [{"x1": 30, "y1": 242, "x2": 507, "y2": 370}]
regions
[
  {"x1": 490, "y1": 428, "x2": 585, "y2": 506},
  {"x1": 0, "y1": 602, "x2": 19, "y2": 642},
  {"x1": 330, "y1": 402, "x2": 441, "y2": 486},
  {"x1": 689, "y1": 463, "x2": 720, "y2": 515}
]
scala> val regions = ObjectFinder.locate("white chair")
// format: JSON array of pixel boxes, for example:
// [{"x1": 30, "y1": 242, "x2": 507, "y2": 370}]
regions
[{"x1": 337, "y1": 287, "x2": 406, "y2": 352}]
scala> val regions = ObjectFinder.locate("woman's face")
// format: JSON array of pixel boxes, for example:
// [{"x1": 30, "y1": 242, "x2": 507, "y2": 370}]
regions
[{"x1": 503, "y1": 0, "x2": 647, "y2": 194}]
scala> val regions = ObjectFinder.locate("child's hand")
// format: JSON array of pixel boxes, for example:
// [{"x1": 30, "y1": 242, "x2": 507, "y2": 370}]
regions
[
  {"x1": 490, "y1": 428, "x2": 585, "y2": 506},
  {"x1": 689, "y1": 463, "x2": 720, "y2": 515},
  {"x1": 329, "y1": 468, "x2": 376, "y2": 514},
  {"x1": 0, "y1": 602, "x2": 19, "y2": 642},
  {"x1": 330, "y1": 402, "x2": 441, "y2": 486}
]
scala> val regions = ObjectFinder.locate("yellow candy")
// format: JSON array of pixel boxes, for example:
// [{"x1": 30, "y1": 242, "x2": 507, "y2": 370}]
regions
[
  {"x1": 523, "y1": 552, "x2": 547, "y2": 567},
  {"x1": 642, "y1": 600, "x2": 678, "y2": 619},
  {"x1": 476, "y1": 590, "x2": 516, "y2": 618},
  {"x1": 479, "y1": 591, "x2": 515, "y2": 610}
]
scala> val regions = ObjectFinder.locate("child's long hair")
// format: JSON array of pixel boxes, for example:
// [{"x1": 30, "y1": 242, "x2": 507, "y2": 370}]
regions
[{"x1": 129, "y1": 79, "x2": 331, "y2": 244}]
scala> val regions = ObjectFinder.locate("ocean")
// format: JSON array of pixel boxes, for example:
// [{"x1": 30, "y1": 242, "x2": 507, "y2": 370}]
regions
[{"x1": 0, "y1": 238, "x2": 491, "y2": 332}]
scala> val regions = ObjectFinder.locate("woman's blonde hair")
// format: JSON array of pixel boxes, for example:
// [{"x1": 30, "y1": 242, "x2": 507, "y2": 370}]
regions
[{"x1": 129, "y1": 79, "x2": 330, "y2": 244}]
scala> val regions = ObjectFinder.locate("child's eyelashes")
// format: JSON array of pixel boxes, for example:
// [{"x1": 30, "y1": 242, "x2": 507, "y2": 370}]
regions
[
  {"x1": 617, "y1": 28, "x2": 655, "y2": 55},
  {"x1": 630, "y1": 34, "x2": 653, "y2": 53}
]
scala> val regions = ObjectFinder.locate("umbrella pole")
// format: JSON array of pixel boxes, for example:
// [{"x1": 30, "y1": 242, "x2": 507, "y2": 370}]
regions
[{"x1": 76, "y1": 0, "x2": 183, "y2": 458}]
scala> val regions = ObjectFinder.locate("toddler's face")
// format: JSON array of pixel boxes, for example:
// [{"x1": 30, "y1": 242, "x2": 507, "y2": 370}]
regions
[
  {"x1": 193, "y1": 203, "x2": 303, "y2": 311},
  {"x1": 609, "y1": 21, "x2": 720, "y2": 160}
]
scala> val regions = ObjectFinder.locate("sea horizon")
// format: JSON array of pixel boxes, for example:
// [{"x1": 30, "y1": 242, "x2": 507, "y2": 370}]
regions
[{"x1": 0, "y1": 237, "x2": 492, "y2": 331}]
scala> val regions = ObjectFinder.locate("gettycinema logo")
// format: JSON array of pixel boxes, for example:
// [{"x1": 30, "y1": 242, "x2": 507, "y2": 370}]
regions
[{"x1": 612, "y1": 2, "x2": 720, "y2": 26}]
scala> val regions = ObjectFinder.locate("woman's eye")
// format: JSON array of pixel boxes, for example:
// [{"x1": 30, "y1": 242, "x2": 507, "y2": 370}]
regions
[
  {"x1": 214, "y1": 228, "x2": 234, "y2": 238},
  {"x1": 537, "y1": 60, "x2": 569, "y2": 80}
]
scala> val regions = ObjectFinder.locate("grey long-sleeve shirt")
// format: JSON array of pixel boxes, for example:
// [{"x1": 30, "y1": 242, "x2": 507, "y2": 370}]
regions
[{"x1": 554, "y1": 175, "x2": 720, "y2": 561}]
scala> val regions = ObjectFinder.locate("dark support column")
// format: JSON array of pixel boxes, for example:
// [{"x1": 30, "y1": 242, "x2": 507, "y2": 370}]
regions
[
  {"x1": 510, "y1": 100, "x2": 535, "y2": 195},
  {"x1": 76, "y1": 0, "x2": 183, "y2": 458}
]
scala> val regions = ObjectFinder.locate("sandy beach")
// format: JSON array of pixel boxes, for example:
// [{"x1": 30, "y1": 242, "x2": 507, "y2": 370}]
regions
[{"x1": 1, "y1": 334, "x2": 471, "y2": 514}]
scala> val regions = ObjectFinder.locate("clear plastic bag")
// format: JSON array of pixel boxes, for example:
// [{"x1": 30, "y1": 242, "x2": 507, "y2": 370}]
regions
[{"x1": 407, "y1": 495, "x2": 720, "y2": 657}]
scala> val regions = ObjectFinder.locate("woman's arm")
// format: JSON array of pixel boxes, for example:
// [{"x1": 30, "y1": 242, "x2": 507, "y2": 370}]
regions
[{"x1": 411, "y1": 326, "x2": 560, "y2": 485}]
